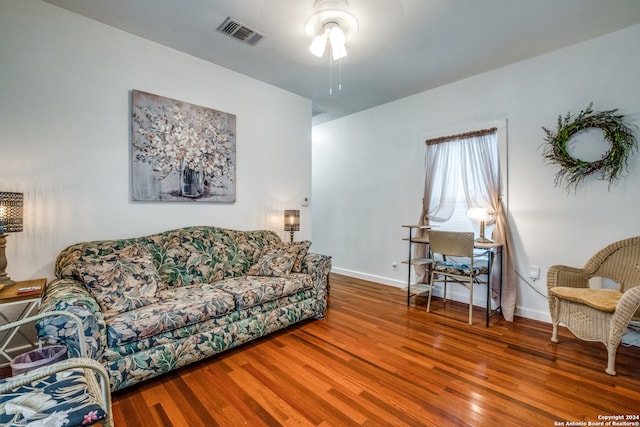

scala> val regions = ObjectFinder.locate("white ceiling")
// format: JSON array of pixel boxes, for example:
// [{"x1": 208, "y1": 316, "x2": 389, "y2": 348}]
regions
[{"x1": 42, "y1": 0, "x2": 640, "y2": 124}]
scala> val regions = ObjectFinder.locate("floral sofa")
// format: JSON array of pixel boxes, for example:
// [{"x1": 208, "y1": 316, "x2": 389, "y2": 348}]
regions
[{"x1": 36, "y1": 226, "x2": 331, "y2": 391}]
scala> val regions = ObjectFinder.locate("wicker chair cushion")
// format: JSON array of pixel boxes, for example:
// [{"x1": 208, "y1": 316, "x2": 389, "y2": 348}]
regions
[
  {"x1": 0, "y1": 368, "x2": 107, "y2": 426},
  {"x1": 549, "y1": 287, "x2": 623, "y2": 313},
  {"x1": 434, "y1": 260, "x2": 489, "y2": 276}
]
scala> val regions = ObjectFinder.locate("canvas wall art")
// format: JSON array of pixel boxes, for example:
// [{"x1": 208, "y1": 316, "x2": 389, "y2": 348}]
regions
[{"x1": 131, "y1": 90, "x2": 236, "y2": 202}]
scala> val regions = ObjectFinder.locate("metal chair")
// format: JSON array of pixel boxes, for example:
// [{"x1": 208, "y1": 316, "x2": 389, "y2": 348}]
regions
[
  {"x1": 426, "y1": 230, "x2": 489, "y2": 325},
  {"x1": 547, "y1": 236, "x2": 640, "y2": 375}
]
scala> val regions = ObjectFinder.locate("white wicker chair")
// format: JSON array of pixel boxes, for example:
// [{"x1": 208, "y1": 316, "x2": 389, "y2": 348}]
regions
[
  {"x1": 547, "y1": 236, "x2": 640, "y2": 375},
  {"x1": 0, "y1": 311, "x2": 113, "y2": 426}
]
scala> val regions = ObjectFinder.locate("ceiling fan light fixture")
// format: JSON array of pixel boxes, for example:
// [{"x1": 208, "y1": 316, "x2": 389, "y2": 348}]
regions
[
  {"x1": 328, "y1": 24, "x2": 347, "y2": 59},
  {"x1": 331, "y1": 44, "x2": 347, "y2": 60},
  {"x1": 305, "y1": 0, "x2": 358, "y2": 59},
  {"x1": 305, "y1": 0, "x2": 358, "y2": 94},
  {"x1": 309, "y1": 32, "x2": 328, "y2": 57}
]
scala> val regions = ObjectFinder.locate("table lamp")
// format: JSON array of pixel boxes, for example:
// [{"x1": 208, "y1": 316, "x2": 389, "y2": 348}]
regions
[
  {"x1": 0, "y1": 192, "x2": 24, "y2": 286},
  {"x1": 284, "y1": 210, "x2": 300, "y2": 243},
  {"x1": 467, "y1": 207, "x2": 492, "y2": 243}
]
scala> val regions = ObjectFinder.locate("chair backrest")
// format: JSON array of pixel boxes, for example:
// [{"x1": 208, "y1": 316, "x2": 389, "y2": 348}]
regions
[
  {"x1": 428, "y1": 230, "x2": 475, "y2": 258},
  {"x1": 584, "y1": 236, "x2": 640, "y2": 293}
]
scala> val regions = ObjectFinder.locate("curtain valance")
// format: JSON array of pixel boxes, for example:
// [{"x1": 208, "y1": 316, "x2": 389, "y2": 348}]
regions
[{"x1": 425, "y1": 127, "x2": 497, "y2": 146}]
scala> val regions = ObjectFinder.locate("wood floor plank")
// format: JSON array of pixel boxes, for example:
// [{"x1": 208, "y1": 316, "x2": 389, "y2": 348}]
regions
[{"x1": 112, "y1": 274, "x2": 640, "y2": 426}]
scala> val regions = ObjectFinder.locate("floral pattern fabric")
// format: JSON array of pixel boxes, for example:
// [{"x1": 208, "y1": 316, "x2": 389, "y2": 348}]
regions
[
  {"x1": 434, "y1": 260, "x2": 489, "y2": 276},
  {"x1": 287, "y1": 240, "x2": 311, "y2": 273},
  {"x1": 0, "y1": 369, "x2": 107, "y2": 426},
  {"x1": 37, "y1": 226, "x2": 332, "y2": 391},
  {"x1": 247, "y1": 244, "x2": 302, "y2": 277},
  {"x1": 214, "y1": 273, "x2": 313, "y2": 310},
  {"x1": 105, "y1": 286, "x2": 236, "y2": 347},
  {"x1": 37, "y1": 279, "x2": 107, "y2": 360},
  {"x1": 54, "y1": 226, "x2": 281, "y2": 288},
  {"x1": 74, "y1": 245, "x2": 162, "y2": 317}
]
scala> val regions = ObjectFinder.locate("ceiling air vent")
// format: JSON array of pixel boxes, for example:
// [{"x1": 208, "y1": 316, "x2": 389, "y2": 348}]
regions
[{"x1": 217, "y1": 17, "x2": 264, "y2": 46}]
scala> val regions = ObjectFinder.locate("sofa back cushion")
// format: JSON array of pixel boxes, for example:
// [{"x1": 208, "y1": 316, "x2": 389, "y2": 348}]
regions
[
  {"x1": 55, "y1": 226, "x2": 283, "y2": 289},
  {"x1": 140, "y1": 226, "x2": 282, "y2": 287}
]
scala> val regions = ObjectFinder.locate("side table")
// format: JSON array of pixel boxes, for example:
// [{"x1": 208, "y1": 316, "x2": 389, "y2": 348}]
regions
[{"x1": 0, "y1": 278, "x2": 47, "y2": 365}]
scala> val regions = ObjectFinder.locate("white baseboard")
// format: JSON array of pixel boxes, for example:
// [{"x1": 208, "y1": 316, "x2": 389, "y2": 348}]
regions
[
  {"x1": 331, "y1": 267, "x2": 406, "y2": 288},
  {"x1": 515, "y1": 306, "x2": 551, "y2": 323},
  {"x1": 331, "y1": 267, "x2": 488, "y2": 305}
]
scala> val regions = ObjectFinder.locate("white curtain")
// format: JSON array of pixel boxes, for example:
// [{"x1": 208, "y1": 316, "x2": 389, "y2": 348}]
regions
[{"x1": 416, "y1": 130, "x2": 517, "y2": 322}]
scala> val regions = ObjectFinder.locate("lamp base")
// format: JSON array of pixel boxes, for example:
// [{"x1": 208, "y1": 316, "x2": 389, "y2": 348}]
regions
[
  {"x1": 474, "y1": 236, "x2": 493, "y2": 244},
  {"x1": 474, "y1": 220, "x2": 492, "y2": 244},
  {"x1": 0, "y1": 277, "x2": 16, "y2": 287},
  {"x1": 0, "y1": 233, "x2": 15, "y2": 286}
]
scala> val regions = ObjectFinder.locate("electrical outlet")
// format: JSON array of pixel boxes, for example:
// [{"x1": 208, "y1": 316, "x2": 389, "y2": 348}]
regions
[
  {"x1": 528, "y1": 265, "x2": 540, "y2": 280},
  {"x1": 301, "y1": 196, "x2": 310, "y2": 207}
]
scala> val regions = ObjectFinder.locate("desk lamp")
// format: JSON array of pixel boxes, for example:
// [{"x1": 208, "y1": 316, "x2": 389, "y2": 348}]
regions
[
  {"x1": 0, "y1": 192, "x2": 24, "y2": 286},
  {"x1": 467, "y1": 207, "x2": 492, "y2": 243},
  {"x1": 284, "y1": 210, "x2": 300, "y2": 243}
]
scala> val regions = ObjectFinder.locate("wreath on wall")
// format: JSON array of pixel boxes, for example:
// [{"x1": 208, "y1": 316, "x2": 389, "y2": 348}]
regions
[{"x1": 542, "y1": 103, "x2": 638, "y2": 191}]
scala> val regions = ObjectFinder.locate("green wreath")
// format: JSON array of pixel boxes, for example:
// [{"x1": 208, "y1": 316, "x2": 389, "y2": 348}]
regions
[{"x1": 542, "y1": 103, "x2": 638, "y2": 191}]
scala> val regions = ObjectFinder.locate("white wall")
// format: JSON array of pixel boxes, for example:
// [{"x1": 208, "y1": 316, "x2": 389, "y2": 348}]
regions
[
  {"x1": 312, "y1": 23, "x2": 640, "y2": 322},
  {"x1": 0, "y1": 0, "x2": 312, "y2": 283}
]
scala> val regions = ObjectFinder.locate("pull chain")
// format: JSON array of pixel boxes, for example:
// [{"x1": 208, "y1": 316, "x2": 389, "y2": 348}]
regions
[
  {"x1": 329, "y1": 53, "x2": 333, "y2": 95},
  {"x1": 328, "y1": 56, "x2": 343, "y2": 95}
]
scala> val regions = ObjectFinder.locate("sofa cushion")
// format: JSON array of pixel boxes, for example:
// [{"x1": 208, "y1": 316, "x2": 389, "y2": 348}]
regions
[
  {"x1": 247, "y1": 244, "x2": 303, "y2": 277},
  {"x1": 74, "y1": 246, "x2": 161, "y2": 317},
  {"x1": 288, "y1": 240, "x2": 311, "y2": 273},
  {"x1": 213, "y1": 274, "x2": 313, "y2": 310},
  {"x1": 105, "y1": 285, "x2": 235, "y2": 347}
]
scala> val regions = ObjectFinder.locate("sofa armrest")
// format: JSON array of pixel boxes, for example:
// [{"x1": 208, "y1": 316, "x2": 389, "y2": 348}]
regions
[
  {"x1": 301, "y1": 253, "x2": 332, "y2": 291},
  {"x1": 36, "y1": 278, "x2": 107, "y2": 361}
]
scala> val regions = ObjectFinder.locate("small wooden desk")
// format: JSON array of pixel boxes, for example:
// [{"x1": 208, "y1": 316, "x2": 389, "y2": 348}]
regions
[{"x1": 0, "y1": 278, "x2": 47, "y2": 364}]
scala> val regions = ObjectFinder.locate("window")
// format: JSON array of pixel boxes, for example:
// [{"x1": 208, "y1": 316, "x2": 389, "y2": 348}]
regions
[
  {"x1": 421, "y1": 127, "x2": 500, "y2": 237},
  {"x1": 439, "y1": 177, "x2": 493, "y2": 236}
]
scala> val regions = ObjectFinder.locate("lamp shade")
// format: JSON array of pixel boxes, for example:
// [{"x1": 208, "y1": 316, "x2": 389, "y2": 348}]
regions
[
  {"x1": 0, "y1": 192, "x2": 23, "y2": 234},
  {"x1": 467, "y1": 207, "x2": 491, "y2": 221},
  {"x1": 328, "y1": 25, "x2": 347, "y2": 59},
  {"x1": 309, "y1": 33, "x2": 328, "y2": 57},
  {"x1": 284, "y1": 210, "x2": 300, "y2": 232}
]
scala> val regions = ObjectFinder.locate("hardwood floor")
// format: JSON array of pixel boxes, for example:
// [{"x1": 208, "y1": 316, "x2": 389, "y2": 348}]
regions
[{"x1": 111, "y1": 274, "x2": 640, "y2": 426}]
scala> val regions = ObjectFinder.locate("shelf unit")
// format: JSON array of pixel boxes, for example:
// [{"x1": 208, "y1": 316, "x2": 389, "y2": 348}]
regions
[{"x1": 401, "y1": 225, "x2": 432, "y2": 305}]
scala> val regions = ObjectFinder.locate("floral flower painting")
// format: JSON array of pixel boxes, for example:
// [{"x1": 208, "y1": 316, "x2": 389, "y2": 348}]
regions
[{"x1": 131, "y1": 90, "x2": 236, "y2": 202}]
